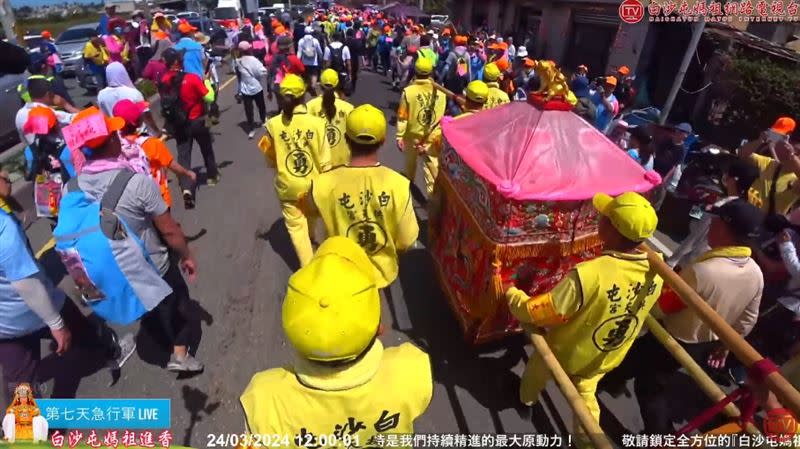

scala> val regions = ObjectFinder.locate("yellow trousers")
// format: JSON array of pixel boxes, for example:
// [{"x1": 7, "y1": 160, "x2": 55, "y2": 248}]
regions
[
  {"x1": 281, "y1": 201, "x2": 316, "y2": 267},
  {"x1": 522, "y1": 351, "x2": 604, "y2": 448},
  {"x1": 403, "y1": 137, "x2": 439, "y2": 196}
]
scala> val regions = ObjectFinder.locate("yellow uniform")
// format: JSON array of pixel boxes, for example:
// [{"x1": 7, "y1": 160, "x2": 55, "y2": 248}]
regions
[
  {"x1": 311, "y1": 165, "x2": 419, "y2": 288},
  {"x1": 82, "y1": 42, "x2": 109, "y2": 66},
  {"x1": 485, "y1": 82, "x2": 510, "y2": 109},
  {"x1": 506, "y1": 251, "x2": 663, "y2": 442},
  {"x1": 240, "y1": 340, "x2": 432, "y2": 448},
  {"x1": 396, "y1": 78, "x2": 446, "y2": 195},
  {"x1": 747, "y1": 153, "x2": 799, "y2": 214},
  {"x1": 259, "y1": 105, "x2": 332, "y2": 266},
  {"x1": 306, "y1": 96, "x2": 355, "y2": 167}
]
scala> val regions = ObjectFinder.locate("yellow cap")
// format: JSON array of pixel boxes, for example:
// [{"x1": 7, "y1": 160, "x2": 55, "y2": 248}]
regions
[
  {"x1": 279, "y1": 74, "x2": 306, "y2": 99},
  {"x1": 483, "y1": 63, "x2": 501, "y2": 82},
  {"x1": 282, "y1": 237, "x2": 380, "y2": 362},
  {"x1": 415, "y1": 57, "x2": 433, "y2": 75},
  {"x1": 465, "y1": 80, "x2": 489, "y2": 104},
  {"x1": 346, "y1": 104, "x2": 387, "y2": 145},
  {"x1": 593, "y1": 192, "x2": 657, "y2": 242},
  {"x1": 320, "y1": 69, "x2": 340, "y2": 89}
]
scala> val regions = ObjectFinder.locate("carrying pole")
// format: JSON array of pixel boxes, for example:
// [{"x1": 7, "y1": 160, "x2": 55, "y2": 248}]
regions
[
  {"x1": 529, "y1": 332, "x2": 615, "y2": 449},
  {"x1": 643, "y1": 245, "x2": 800, "y2": 417},
  {"x1": 645, "y1": 316, "x2": 761, "y2": 435}
]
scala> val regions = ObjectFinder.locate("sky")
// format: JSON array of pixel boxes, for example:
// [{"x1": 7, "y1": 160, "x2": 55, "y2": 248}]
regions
[{"x1": 11, "y1": 0, "x2": 99, "y2": 7}]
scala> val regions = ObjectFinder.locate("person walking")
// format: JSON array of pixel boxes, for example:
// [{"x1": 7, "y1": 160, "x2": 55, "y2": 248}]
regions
[
  {"x1": 235, "y1": 41, "x2": 268, "y2": 140},
  {"x1": 298, "y1": 26, "x2": 323, "y2": 95},
  {"x1": 323, "y1": 32, "x2": 352, "y2": 95},
  {"x1": 98, "y1": 62, "x2": 161, "y2": 137},
  {"x1": 257, "y1": 75, "x2": 331, "y2": 267},
  {"x1": 504, "y1": 192, "x2": 663, "y2": 447},
  {"x1": 455, "y1": 81, "x2": 489, "y2": 118},
  {"x1": 345, "y1": 28, "x2": 363, "y2": 93},
  {"x1": 396, "y1": 57, "x2": 446, "y2": 196},
  {"x1": 239, "y1": 237, "x2": 432, "y2": 444},
  {"x1": 159, "y1": 49, "x2": 220, "y2": 209},
  {"x1": 309, "y1": 105, "x2": 418, "y2": 289},
  {"x1": 306, "y1": 70, "x2": 354, "y2": 167}
]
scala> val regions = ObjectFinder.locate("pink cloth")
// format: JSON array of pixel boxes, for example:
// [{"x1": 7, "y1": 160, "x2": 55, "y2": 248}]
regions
[
  {"x1": 81, "y1": 156, "x2": 138, "y2": 175},
  {"x1": 103, "y1": 35, "x2": 126, "y2": 63},
  {"x1": 441, "y1": 102, "x2": 662, "y2": 201}
]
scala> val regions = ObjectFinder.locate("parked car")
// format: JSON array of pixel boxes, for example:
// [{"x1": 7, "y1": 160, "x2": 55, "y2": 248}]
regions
[
  {"x1": 176, "y1": 11, "x2": 201, "y2": 20},
  {"x1": 22, "y1": 35, "x2": 46, "y2": 54},
  {"x1": 0, "y1": 45, "x2": 27, "y2": 145},
  {"x1": 431, "y1": 14, "x2": 450, "y2": 28},
  {"x1": 188, "y1": 17, "x2": 223, "y2": 35},
  {"x1": 55, "y1": 23, "x2": 98, "y2": 76}
]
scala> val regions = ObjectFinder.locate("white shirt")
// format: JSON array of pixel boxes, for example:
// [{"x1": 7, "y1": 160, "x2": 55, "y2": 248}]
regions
[
  {"x1": 298, "y1": 35, "x2": 323, "y2": 67},
  {"x1": 97, "y1": 85, "x2": 146, "y2": 117},
  {"x1": 15, "y1": 102, "x2": 74, "y2": 146},
  {"x1": 323, "y1": 41, "x2": 351, "y2": 64},
  {"x1": 236, "y1": 55, "x2": 268, "y2": 96}
]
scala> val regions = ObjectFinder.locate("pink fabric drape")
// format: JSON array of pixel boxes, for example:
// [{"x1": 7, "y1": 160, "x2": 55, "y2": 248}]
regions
[{"x1": 441, "y1": 102, "x2": 662, "y2": 201}]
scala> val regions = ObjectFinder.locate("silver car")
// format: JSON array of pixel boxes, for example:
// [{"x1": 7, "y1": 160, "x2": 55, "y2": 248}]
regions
[
  {"x1": 0, "y1": 65, "x2": 26, "y2": 145},
  {"x1": 55, "y1": 23, "x2": 99, "y2": 76}
]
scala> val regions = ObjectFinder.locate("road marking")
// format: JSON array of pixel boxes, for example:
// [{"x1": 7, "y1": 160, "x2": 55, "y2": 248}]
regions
[
  {"x1": 36, "y1": 237, "x2": 56, "y2": 260},
  {"x1": 219, "y1": 75, "x2": 237, "y2": 91}
]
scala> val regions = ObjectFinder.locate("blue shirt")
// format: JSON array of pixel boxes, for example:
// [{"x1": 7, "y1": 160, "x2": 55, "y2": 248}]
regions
[
  {"x1": 174, "y1": 37, "x2": 205, "y2": 78},
  {"x1": 0, "y1": 211, "x2": 65, "y2": 339},
  {"x1": 591, "y1": 92, "x2": 618, "y2": 133}
]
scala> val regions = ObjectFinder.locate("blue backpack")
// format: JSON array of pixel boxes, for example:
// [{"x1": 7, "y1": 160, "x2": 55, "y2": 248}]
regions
[{"x1": 53, "y1": 171, "x2": 172, "y2": 325}]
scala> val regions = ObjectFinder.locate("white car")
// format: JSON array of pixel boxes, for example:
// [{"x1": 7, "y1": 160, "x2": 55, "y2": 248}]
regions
[{"x1": 431, "y1": 14, "x2": 450, "y2": 28}]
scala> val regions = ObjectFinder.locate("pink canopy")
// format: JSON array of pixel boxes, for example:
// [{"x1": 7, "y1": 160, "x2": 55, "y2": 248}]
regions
[{"x1": 441, "y1": 102, "x2": 662, "y2": 201}]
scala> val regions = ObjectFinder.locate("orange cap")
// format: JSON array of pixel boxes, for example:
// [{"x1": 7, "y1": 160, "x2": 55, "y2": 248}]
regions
[
  {"x1": 454, "y1": 35, "x2": 468, "y2": 46},
  {"x1": 71, "y1": 106, "x2": 125, "y2": 149},
  {"x1": 41, "y1": 30, "x2": 52, "y2": 39},
  {"x1": 772, "y1": 117, "x2": 797, "y2": 135},
  {"x1": 605, "y1": 75, "x2": 618, "y2": 87},
  {"x1": 617, "y1": 65, "x2": 631, "y2": 76},
  {"x1": 24, "y1": 106, "x2": 57, "y2": 134},
  {"x1": 177, "y1": 21, "x2": 197, "y2": 34},
  {"x1": 523, "y1": 58, "x2": 536, "y2": 68},
  {"x1": 384, "y1": 25, "x2": 391, "y2": 32},
  {"x1": 442, "y1": 28, "x2": 451, "y2": 36},
  {"x1": 275, "y1": 25, "x2": 286, "y2": 35},
  {"x1": 495, "y1": 58, "x2": 510, "y2": 72}
]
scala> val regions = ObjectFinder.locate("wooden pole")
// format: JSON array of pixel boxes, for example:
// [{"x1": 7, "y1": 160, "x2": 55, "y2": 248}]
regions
[
  {"x1": 529, "y1": 332, "x2": 615, "y2": 449},
  {"x1": 644, "y1": 244, "x2": 800, "y2": 418},
  {"x1": 645, "y1": 316, "x2": 761, "y2": 435}
]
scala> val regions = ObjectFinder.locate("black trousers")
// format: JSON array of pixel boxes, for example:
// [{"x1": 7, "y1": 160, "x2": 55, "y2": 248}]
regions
[
  {"x1": 242, "y1": 90, "x2": 267, "y2": 131},
  {"x1": 603, "y1": 332, "x2": 719, "y2": 434},
  {"x1": 175, "y1": 118, "x2": 219, "y2": 192},
  {"x1": 0, "y1": 299, "x2": 115, "y2": 402},
  {"x1": 146, "y1": 262, "x2": 193, "y2": 348}
]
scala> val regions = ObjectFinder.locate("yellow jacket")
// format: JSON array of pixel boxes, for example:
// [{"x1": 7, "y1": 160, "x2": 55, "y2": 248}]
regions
[
  {"x1": 240, "y1": 340, "x2": 432, "y2": 448},
  {"x1": 485, "y1": 82, "x2": 510, "y2": 109},
  {"x1": 397, "y1": 79, "x2": 446, "y2": 144},
  {"x1": 311, "y1": 165, "x2": 419, "y2": 288},
  {"x1": 259, "y1": 105, "x2": 332, "y2": 202},
  {"x1": 507, "y1": 251, "x2": 664, "y2": 378},
  {"x1": 82, "y1": 42, "x2": 109, "y2": 66},
  {"x1": 306, "y1": 96, "x2": 355, "y2": 168}
]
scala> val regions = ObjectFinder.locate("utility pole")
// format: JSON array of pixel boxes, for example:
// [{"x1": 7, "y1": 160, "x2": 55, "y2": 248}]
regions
[
  {"x1": 659, "y1": 17, "x2": 706, "y2": 124},
  {"x1": 0, "y1": 0, "x2": 18, "y2": 44}
]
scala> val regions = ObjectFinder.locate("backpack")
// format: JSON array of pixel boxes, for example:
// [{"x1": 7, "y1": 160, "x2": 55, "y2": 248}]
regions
[
  {"x1": 53, "y1": 170, "x2": 172, "y2": 325},
  {"x1": 446, "y1": 49, "x2": 470, "y2": 91},
  {"x1": 328, "y1": 44, "x2": 346, "y2": 73},
  {"x1": 301, "y1": 36, "x2": 317, "y2": 60},
  {"x1": 158, "y1": 72, "x2": 188, "y2": 131}
]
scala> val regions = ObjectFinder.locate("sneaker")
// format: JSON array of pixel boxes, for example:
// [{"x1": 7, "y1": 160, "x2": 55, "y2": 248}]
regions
[
  {"x1": 248, "y1": 130, "x2": 256, "y2": 139},
  {"x1": 183, "y1": 190, "x2": 195, "y2": 209},
  {"x1": 167, "y1": 353, "x2": 204, "y2": 373},
  {"x1": 107, "y1": 333, "x2": 136, "y2": 370},
  {"x1": 207, "y1": 175, "x2": 220, "y2": 187}
]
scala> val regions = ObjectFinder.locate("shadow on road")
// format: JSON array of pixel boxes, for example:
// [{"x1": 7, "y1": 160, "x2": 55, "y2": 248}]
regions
[
  {"x1": 258, "y1": 219, "x2": 301, "y2": 272},
  {"x1": 136, "y1": 298, "x2": 213, "y2": 374},
  {"x1": 181, "y1": 385, "x2": 221, "y2": 446},
  {"x1": 397, "y1": 248, "x2": 533, "y2": 433}
]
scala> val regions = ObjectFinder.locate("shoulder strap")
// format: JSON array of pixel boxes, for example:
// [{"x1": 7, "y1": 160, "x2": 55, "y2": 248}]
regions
[
  {"x1": 768, "y1": 162, "x2": 782, "y2": 216},
  {"x1": 101, "y1": 170, "x2": 135, "y2": 211}
]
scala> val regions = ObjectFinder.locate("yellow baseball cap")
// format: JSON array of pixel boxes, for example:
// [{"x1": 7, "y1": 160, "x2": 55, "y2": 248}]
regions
[
  {"x1": 465, "y1": 80, "x2": 489, "y2": 104},
  {"x1": 320, "y1": 69, "x2": 340, "y2": 89},
  {"x1": 346, "y1": 104, "x2": 387, "y2": 145},
  {"x1": 415, "y1": 57, "x2": 433, "y2": 75},
  {"x1": 483, "y1": 63, "x2": 501, "y2": 82},
  {"x1": 593, "y1": 192, "x2": 658, "y2": 242},
  {"x1": 279, "y1": 74, "x2": 306, "y2": 99},
  {"x1": 282, "y1": 237, "x2": 380, "y2": 362}
]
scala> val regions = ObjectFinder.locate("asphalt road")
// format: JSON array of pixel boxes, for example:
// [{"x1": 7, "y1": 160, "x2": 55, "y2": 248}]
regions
[{"x1": 5, "y1": 70, "x2": 691, "y2": 447}]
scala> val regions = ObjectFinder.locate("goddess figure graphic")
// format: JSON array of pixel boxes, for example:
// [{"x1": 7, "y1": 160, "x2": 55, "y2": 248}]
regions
[{"x1": 2, "y1": 383, "x2": 48, "y2": 442}]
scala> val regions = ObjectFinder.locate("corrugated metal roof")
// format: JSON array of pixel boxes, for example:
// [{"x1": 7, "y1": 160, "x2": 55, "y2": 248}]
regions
[{"x1": 704, "y1": 21, "x2": 800, "y2": 61}]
